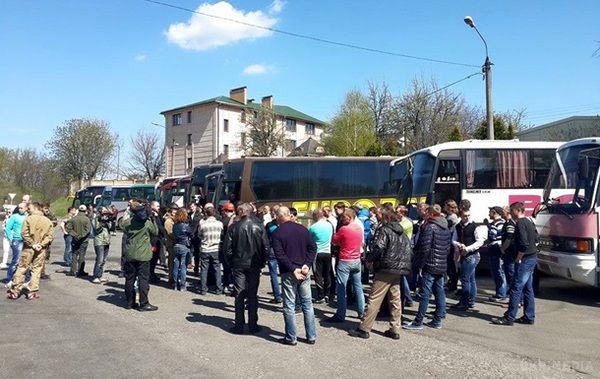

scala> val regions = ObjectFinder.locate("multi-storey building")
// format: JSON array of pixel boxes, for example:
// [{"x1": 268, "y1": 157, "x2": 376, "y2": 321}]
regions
[{"x1": 160, "y1": 86, "x2": 325, "y2": 176}]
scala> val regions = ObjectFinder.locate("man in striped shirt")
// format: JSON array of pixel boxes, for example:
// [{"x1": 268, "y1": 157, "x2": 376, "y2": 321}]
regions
[{"x1": 198, "y1": 206, "x2": 224, "y2": 295}]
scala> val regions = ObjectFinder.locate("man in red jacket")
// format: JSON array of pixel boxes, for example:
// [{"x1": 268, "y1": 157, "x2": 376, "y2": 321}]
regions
[{"x1": 325, "y1": 208, "x2": 365, "y2": 323}]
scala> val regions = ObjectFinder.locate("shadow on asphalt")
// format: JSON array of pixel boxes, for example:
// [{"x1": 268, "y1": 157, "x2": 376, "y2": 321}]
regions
[
  {"x1": 97, "y1": 288, "x2": 128, "y2": 309},
  {"x1": 186, "y1": 312, "x2": 285, "y2": 342}
]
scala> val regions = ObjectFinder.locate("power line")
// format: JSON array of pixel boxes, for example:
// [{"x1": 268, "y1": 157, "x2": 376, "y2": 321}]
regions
[
  {"x1": 526, "y1": 102, "x2": 600, "y2": 116},
  {"x1": 525, "y1": 107, "x2": 600, "y2": 121},
  {"x1": 142, "y1": 0, "x2": 480, "y2": 68},
  {"x1": 425, "y1": 72, "x2": 483, "y2": 97}
]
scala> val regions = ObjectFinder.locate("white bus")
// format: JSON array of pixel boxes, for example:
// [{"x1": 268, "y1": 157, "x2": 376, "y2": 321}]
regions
[
  {"x1": 535, "y1": 138, "x2": 600, "y2": 287},
  {"x1": 390, "y1": 140, "x2": 563, "y2": 222}
]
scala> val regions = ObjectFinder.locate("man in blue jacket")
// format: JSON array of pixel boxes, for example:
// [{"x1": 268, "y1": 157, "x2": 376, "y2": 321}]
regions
[
  {"x1": 272, "y1": 206, "x2": 317, "y2": 346},
  {"x1": 4, "y1": 203, "x2": 28, "y2": 286}
]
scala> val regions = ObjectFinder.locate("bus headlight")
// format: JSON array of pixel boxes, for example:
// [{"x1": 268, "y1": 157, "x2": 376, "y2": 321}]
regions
[{"x1": 564, "y1": 239, "x2": 592, "y2": 253}]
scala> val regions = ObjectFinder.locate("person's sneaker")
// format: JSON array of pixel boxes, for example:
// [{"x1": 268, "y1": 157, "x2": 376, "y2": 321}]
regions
[
  {"x1": 92, "y1": 278, "x2": 102, "y2": 284},
  {"x1": 278, "y1": 338, "x2": 297, "y2": 346},
  {"x1": 23, "y1": 281, "x2": 29, "y2": 289},
  {"x1": 450, "y1": 303, "x2": 469, "y2": 311},
  {"x1": 515, "y1": 316, "x2": 535, "y2": 325},
  {"x1": 40, "y1": 274, "x2": 51, "y2": 280},
  {"x1": 348, "y1": 328, "x2": 370, "y2": 339},
  {"x1": 425, "y1": 320, "x2": 442, "y2": 329},
  {"x1": 0, "y1": 263, "x2": 8, "y2": 269},
  {"x1": 383, "y1": 330, "x2": 400, "y2": 339},
  {"x1": 324, "y1": 316, "x2": 344, "y2": 323},
  {"x1": 269, "y1": 298, "x2": 282, "y2": 304},
  {"x1": 404, "y1": 301, "x2": 414, "y2": 308},
  {"x1": 402, "y1": 322, "x2": 424, "y2": 331},
  {"x1": 100, "y1": 277, "x2": 108, "y2": 283},
  {"x1": 138, "y1": 303, "x2": 158, "y2": 312},
  {"x1": 126, "y1": 302, "x2": 139, "y2": 310},
  {"x1": 491, "y1": 317, "x2": 514, "y2": 326},
  {"x1": 313, "y1": 297, "x2": 325, "y2": 304}
]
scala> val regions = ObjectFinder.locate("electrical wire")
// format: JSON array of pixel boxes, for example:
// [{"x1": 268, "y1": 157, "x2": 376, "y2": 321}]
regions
[
  {"x1": 142, "y1": 0, "x2": 480, "y2": 68},
  {"x1": 425, "y1": 72, "x2": 483, "y2": 97}
]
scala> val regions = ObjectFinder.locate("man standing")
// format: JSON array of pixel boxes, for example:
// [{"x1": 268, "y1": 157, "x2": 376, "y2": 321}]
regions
[
  {"x1": 272, "y1": 206, "x2": 317, "y2": 345},
  {"x1": 403, "y1": 205, "x2": 452, "y2": 330},
  {"x1": 198, "y1": 206, "x2": 223, "y2": 295},
  {"x1": 188, "y1": 203, "x2": 203, "y2": 275},
  {"x1": 65, "y1": 205, "x2": 91, "y2": 277},
  {"x1": 149, "y1": 201, "x2": 165, "y2": 283},
  {"x1": 223, "y1": 203, "x2": 269, "y2": 334},
  {"x1": 265, "y1": 205, "x2": 283, "y2": 304},
  {"x1": 7, "y1": 202, "x2": 54, "y2": 299},
  {"x1": 91, "y1": 207, "x2": 112, "y2": 284},
  {"x1": 487, "y1": 206, "x2": 507, "y2": 302},
  {"x1": 40, "y1": 203, "x2": 57, "y2": 280},
  {"x1": 122, "y1": 200, "x2": 159, "y2": 311},
  {"x1": 309, "y1": 208, "x2": 334, "y2": 304},
  {"x1": 325, "y1": 208, "x2": 365, "y2": 323},
  {"x1": 492, "y1": 202, "x2": 538, "y2": 326},
  {"x1": 60, "y1": 207, "x2": 77, "y2": 268},
  {"x1": 163, "y1": 204, "x2": 178, "y2": 286},
  {"x1": 220, "y1": 202, "x2": 235, "y2": 294},
  {"x1": 4, "y1": 202, "x2": 28, "y2": 287}
]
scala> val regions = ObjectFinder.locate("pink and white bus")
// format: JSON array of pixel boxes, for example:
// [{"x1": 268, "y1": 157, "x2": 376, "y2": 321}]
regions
[{"x1": 535, "y1": 138, "x2": 600, "y2": 287}]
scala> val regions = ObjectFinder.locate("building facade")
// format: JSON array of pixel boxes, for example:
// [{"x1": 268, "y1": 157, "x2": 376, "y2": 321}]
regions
[
  {"x1": 160, "y1": 87, "x2": 325, "y2": 176},
  {"x1": 517, "y1": 116, "x2": 600, "y2": 142}
]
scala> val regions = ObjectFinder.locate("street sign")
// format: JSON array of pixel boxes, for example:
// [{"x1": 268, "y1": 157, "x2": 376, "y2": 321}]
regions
[{"x1": 8, "y1": 193, "x2": 16, "y2": 205}]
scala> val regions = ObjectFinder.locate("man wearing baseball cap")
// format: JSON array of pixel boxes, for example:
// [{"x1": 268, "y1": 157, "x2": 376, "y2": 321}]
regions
[
  {"x1": 487, "y1": 206, "x2": 507, "y2": 302},
  {"x1": 65, "y1": 205, "x2": 92, "y2": 276}
]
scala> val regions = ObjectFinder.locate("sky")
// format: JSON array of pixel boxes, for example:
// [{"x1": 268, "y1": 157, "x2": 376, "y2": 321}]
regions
[{"x1": 1, "y1": 0, "x2": 598, "y2": 153}]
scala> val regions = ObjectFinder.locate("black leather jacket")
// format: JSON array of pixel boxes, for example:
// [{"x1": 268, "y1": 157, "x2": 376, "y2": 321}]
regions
[
  {"x1": 224, "y1": 216, "x2": 270, "y2": 269},
  {"x1": 414, "y1": 216, "x2": 452, "y2": 275},
  {"x1": 367, "y1": 221, "x2": 413, "y2": 275},
  {"x1": 172, "y1": 223, "x2": 192, "y2": 248}
]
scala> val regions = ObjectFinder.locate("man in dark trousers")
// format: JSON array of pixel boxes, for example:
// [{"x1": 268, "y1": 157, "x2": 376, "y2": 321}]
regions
[
  {"x1": 223, "y1": 203, "x2": 269, "y2": 334},
  {"x1": 65, "y1": 205, "x2": 91, "y2": 277}
]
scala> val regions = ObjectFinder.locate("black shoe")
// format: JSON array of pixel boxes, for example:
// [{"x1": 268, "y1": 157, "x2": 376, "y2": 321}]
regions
[
  {"x1": 138, "y1": 303, "x2": 158, "y2": 312},
  {"x1": 491, "y1": 317, "x2": 514, "y2": 326},
  {"x1": 279, "y1": 338, "x2": 297, "y2": 346},
  {"x1": 306, "y1": 339, "x2": 316, "y2": 345},
  {"x1": 295, "y1": 306, "x2": 302, "y2": 314},
  {"x1": 77, "y1": 271, "x2": 89, "y2": 277},
  {"x1": 348, "y1": 328, "x2": 370, "y2": 339},
  {"x1": 198, "y1": 291, "x2": 207, "y2": 295},
  {"x1": 383, "y1": 330, "x2": 400, "y2": 339},
  {"x1": 404, "y1": 301, "x2": 414, "y2": 308},
  {"x1": 515, "y1": 316, "x2": 535, "y2": 325},
  {"x1": 65, "y1": 272, "x2": 76, "y2": 277},
  {"x1": 126, "y1": 302, "x2": 139, "y2": 310},
  {"x1": 248, "y1": 325, "x2": 262, "y2": 334},
  {"x1": 40, "y1": 274, "x2": 51, "y2": 280},
  {"x1": 324, "y1": 316, "x2": 344, "y2": 323},
  {"x1": 229, "y1": 326, "x2": 244, "y2": 335},
  {"x1": 450, "y1": 303, "x2": 469, "y2": 311}
]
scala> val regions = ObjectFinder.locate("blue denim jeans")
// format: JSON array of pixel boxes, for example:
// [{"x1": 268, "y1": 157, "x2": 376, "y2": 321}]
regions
[
  {"x1": 63, "y1": 234, "x2": 73, "y2": 266},
  {"x1": 7, "y1": 239, "x2": 24, "y2": 282},
  {"x1": 506, "y1": 255, "x2": 536, "y2": 321},
  {"x1": 459, "y1": 253, "x2": 480, "y2": 307},
  {"x1": 489, "y1": 245, "x2": 507, "y2": 298},
  {"x1": 335, "y1": 260, "x2": 365, "y2": 320},
  {"x1": 401, "y1": 276, "x2": 413, "y2": 304},
  {"x1": 172, "y1": 245, "x2": 189, "y2": 290},
  {"x1": 200, "y1": 250, "x2": 222, "y2": 293},
  {"x1": 281, "y1": 272, "x2": 317, "y2": 343},
  {"x1": 414, "y1": 272, "x2": 446, "y2": 324},
  {"x1": 267, "y1": 258, "x2": 282, "y2": 301},
  {"x1": 93, "y1": 245, "x2": 110, "y2": 279},
  {"x1": 503, "y1": 250, "x2": 517, "y2": 292}
]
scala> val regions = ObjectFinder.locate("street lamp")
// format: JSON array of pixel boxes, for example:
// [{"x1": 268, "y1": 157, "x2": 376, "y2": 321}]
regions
[{"x1": 464, "y1": 16, "x2": 494, "y2": 140}]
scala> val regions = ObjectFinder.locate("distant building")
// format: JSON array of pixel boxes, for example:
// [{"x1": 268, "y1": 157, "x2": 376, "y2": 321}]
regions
[
  {"x1": 160, "y1": 87, "x2": 325, "y2": 176},
  {"x1": 517, "y1": 116, "x2": 600, "y2": 142}
]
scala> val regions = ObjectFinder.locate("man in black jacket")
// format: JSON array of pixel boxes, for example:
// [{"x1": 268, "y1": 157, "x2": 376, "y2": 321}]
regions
[
  {"x1": 403, "y1": 205, "x2": 452, "y2": 330},
  {"x1": 223, "y1": 203, "x2": 270, "y2": 334}
]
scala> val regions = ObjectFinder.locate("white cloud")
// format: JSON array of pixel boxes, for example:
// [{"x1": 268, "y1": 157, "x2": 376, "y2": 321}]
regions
[
  {"x1": 268, "y1": 0, "x2": 286, "y2": 14},
  {"x1": 134, "y1": 54, "x2": 147, "y2": 62},
  {"x1": 242, "y1": 64, "x2": 271, "y2": 75},
  {"x1": 166, "y1": 1, "x2": 280, "y2": 51}
]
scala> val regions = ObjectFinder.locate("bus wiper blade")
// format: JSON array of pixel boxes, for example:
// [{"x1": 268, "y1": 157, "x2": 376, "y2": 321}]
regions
[{"x1": 545, "y1": 200, "x2": 574, "y2": 220}]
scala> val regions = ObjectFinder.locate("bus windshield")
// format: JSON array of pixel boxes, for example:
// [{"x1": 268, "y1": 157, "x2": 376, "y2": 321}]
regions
[
  {"x1": 411, "y1": 152, "x2": 436, "y2": 200},
  {"x1": 544, "y1": 144, "x2": 600, "y2": 213}
]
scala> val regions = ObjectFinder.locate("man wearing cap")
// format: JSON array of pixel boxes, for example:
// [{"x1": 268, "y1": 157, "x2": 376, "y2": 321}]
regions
[
  {"x1": 65, "y1": 205, "x2": 92, "y2": 277},
  {"x1": 487, "y1": 206, "x2": 507, "y2": 302}
]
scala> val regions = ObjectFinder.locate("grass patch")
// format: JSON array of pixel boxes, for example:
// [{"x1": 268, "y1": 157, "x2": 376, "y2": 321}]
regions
[{"x1": 51, "y1": 197, "x2": 74, "y2": 218}]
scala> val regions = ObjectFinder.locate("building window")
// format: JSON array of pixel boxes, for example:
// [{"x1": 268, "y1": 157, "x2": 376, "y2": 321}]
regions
[
  {"x1": 187, "y1": 158, "x2": 192, "y2": 170},
  {"x1": 285, "y1": 139, "x2": 296, "y2": 151},
  {"x1": 240, "y1": 132, "x2": 246, "y2": 146},
  {"x1": 305, "y1": 123, "x2": 315, "y2": 135},
  {"x1": 172, "y1": 113, "x2": 182, "y2": 126},
  {"x1": 187, "y1": 134, "x2": 192, "y2": 146},
  {"x1": 187, "y1": 111, "x2": 192, "y2": 123},
  {"x1": 224, "y1": 119, "x2": 229, "y2": 132},
  {"x1": 286, "y1": 118, "x2": 297, "y2": 132},
  {"x1": 223, "y1": 144, "x2": 229, "y2": 157},
  {"x1": 241, "y1": 111, "x2": 246, "y2": 123}
]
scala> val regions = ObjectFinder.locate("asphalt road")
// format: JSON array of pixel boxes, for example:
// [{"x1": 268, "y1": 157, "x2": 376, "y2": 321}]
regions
[{"x1": 1, "y1": 229, "x2": 599, "y2": 378}]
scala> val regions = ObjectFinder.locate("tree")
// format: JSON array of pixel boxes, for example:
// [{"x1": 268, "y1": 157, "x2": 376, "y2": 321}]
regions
[
  {"x1": 127, "y1": 129, "x2": 165, "y2": 179},
  {"x1": 366, "y1": 81, "x2": 399, "y2": 154},
  {"x1": 472, "y1": 110, "x2": 527, "y2": 140},
  {"x1": 448, "y1": 125, "x2": 464, "y2": 141},
  {"x1": 46, "y1": 118, "x2": 117, "y2": 187},
  {"x1": 240, "y1": 105, "x2": 287, "y2": 157},
  {"x1": 322, "y1": 90, "x2": 378, "y2": 156}
]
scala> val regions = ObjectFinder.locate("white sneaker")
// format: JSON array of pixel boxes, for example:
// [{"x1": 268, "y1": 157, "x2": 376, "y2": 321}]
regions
[
  {"x1": 23, "y1": 281, "x2": 29, "y2": 289},
  {"x1": 99, "y1": 277, "x2": 108, "y2": 283},
  {"x1": 92, "y1": 278, "x2": 102, "y2": 284},
  {"x1": 0, "y1": 263, "x2": 8, "y2": 269}
]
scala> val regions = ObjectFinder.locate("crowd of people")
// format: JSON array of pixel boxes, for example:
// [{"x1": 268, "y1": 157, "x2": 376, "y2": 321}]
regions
[{"x1": 1, "y1": 194, "x2": 540, "y2": 344}]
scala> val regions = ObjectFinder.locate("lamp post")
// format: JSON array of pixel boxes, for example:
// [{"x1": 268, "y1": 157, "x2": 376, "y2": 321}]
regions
[
  {"x1": 464, "y1": 16, "x2": 494, "y2": 140},
  {"x1": 151, "y1": 122, "x2": 175, "y2": 176}
]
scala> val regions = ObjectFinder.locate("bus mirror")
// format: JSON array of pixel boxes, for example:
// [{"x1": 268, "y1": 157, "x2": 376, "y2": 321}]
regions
[
  {"x1": 577, "y1": 157, "x2": 589, "y2": 180},
  {"x1": 94, "y1": 195, "x2": 102, "y2": 205}
]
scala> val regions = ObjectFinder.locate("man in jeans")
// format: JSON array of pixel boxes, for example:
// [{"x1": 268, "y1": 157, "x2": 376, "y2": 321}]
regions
[
  {"x1": 65, "y1": 205, "x2": 92, "y2": 277},
  {"x1": 198, "y1": 206, "x2": 223, "y2": 294},
  {"x1": 325, "y1": 208, "x2": 364, "y2": 323},
  {"x1": 265, "y1": 205, "x2": 283, "y2": 304},
  {"x1": 272, "y1": 206, "x2": 317, "y2": 345},
  {"x1": 403, "y1": 205, "x2": 452, "y2": 330},
  {"x1": 487, "y1": 206, "x2": 507, "y2": 302},
  {"x1": 309, "y1": 208, "x2": 334, "y2": 303},
  {"x1": 4, "y1": 202, "x2": 28, "y2": 287},
  {"x1": 492, "y1": 202, "x2": 538, "y2": 326},
  {"x1": 60, "y1": 207, "x2": 77, "y2": 267}
]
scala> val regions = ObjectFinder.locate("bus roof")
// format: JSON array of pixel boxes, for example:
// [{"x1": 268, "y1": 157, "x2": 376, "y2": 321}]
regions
[
  {"x1": 557, "y1": 137, "x2": 600, "y2": 152},
  {"x1": 391, "y1": 140, "x2": 564, "y2": 164},
  {"x1": 224, "y1": 156, "x2": 395, "y2": 164}
]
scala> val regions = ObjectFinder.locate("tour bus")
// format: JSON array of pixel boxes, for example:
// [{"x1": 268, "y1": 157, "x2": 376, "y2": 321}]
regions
[
  {"x1": 160, "y1": 176, "x2": 192, "y2": 208},
  {"x1": 191, "y1": 164, "x2": 222, "y2": 203},
  {"x1": 207, "y1": 156, "x2": 397, "y2": 221},
  {"x1": 72, "y1": 185, "x2": 107, "y2": 208},
  {"x1": 534, "y1": 138, "x2": 600, "y2": 287},
  {"x1": 390, "y1": 140, "x2": 563, "y2": 222}
]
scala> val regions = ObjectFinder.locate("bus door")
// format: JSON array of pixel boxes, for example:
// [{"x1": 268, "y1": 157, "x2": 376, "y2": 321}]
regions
[
  {"x1": 432, "y1": 150, "x2": 461, "y2": 206},
  {"x1": 205, "y1": 171, "x2": 224, "y2": 206}
]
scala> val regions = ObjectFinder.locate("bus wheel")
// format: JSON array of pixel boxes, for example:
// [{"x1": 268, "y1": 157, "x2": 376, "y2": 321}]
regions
[{"x1": 117, "y1": 217, "x2": 124, "y2": 230}]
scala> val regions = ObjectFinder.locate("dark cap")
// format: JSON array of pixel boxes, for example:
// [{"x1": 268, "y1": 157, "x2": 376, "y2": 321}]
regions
[{"x1": 489, "y1": 206, "x2": 504, "y2": 216}]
